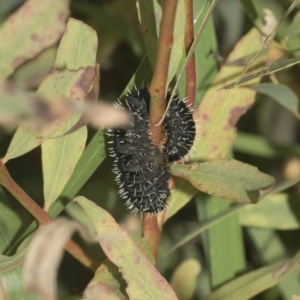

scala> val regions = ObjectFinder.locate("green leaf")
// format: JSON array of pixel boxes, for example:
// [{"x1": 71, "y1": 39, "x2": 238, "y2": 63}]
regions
[
  {"x1": 42, "y1": 115, "x2": 87, "y2": 210},
  {"x1": 252, "y1": 83, "x2": 299, "y2": 117},
  {"x1": 171, "y1": 159, "x2": 275, "y2": 204},
  {"x1": 170, "y1": 259, "x2": 201, "y2": 300},
  {"x1": 196, "y1": 195, "x2": 245, "y2": 288},
  {"x1": 234, "y1": 133, "x2": 300, "y2": 158},
  {"x1": 136, "y1": 0, "x2": 185, "y2": 83},
  {"x1": 54, "y1": 18, "x2": 98, "y2": 70},
  {"x1": 0, "y1": 0, "x2": 69, "y2": 77},
  {"x1": 4, "y1": 18, "x2": 97, "y2": 162},
  {"x1": 0, "y1": 237, "x2": 31, "y2": 300},
  {"x1": 0, "y1": 186, "x2": 26, "y2": 255},
  {"x1": 165, "y1": 204, "x2": 245, "y2": 255},
  {"x1": 239, "y1": 193, "x2": 300, "y2": 230},
  {"x1": 75, "y1": 197, "x2": 178, "y2": 300},
  {"x1": 41, "y1": 18, "x2": 98, "y2": 209}
]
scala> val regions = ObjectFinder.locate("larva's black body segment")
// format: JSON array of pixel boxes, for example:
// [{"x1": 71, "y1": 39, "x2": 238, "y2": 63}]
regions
[
  {"x1": 163, "y1": 93, "x2": 196, "y2": 162},
  {"x1": 112, "y1": 90, "x2": 170, "y2": 214},
  {"x1": 110, "y1": 87, "x2": 196, "y2": 214}
]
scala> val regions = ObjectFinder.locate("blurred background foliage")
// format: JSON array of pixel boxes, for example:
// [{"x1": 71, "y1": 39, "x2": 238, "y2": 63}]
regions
[{"x1": 1, "y1": 0, "x2": 300, "y2": 299}]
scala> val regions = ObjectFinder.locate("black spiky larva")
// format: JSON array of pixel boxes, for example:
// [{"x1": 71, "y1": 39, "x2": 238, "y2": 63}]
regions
[
  {"x1": 110, "y1": 90, "x2": 170, "y2": 214},
  {"x1": 109, "y1": 87, "x2": 196, "y2": 214},
  {"x1": 163, "y1": 91, "x2": 196, "y2": 163}
]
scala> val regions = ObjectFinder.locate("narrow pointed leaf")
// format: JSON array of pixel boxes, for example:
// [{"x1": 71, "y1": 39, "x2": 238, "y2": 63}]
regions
[
  {"x1": 222, "y1": 56, "x2": 300, "y2": 90},
  {"x1": 202, "y1": 250, "x2": 300, "y2": 300}
]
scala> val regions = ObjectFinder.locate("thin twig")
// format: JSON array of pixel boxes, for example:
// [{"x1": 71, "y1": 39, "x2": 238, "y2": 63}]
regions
[{"x1": 0, "y1": 159, "x2": 99, "y2": 271}]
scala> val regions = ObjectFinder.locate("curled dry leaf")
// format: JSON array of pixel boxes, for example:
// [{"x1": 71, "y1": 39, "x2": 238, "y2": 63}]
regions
[
  {"x1": 0, "y1": 79, "x2": 130, "y2": 131},
  {"x1": 23, "y1": 217, "x2": 96, "y2": 300},
  {"x1": 79, "y1": 101, "x2": 131, "y2": 129},
  {"x1": 0, "y1": 79, "x2": 59, "y2": 128}
]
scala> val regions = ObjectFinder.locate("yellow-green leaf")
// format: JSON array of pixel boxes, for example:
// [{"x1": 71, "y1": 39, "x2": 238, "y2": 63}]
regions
[
  {"x1": 75, "y1": 197, "x2": 178, "y2": 300},
  {"x1": 170, "y1": 259, "x2": 201, "y2": 300},
  {"x1": 42, "y1": 115, "x2": 87, "y2": 210},
  {"x1": 4, "y1": 18, "x2": 97, "y2": 162},
  {"x1": 41, "y1": 18, "x2": 97, "y2": 209}
]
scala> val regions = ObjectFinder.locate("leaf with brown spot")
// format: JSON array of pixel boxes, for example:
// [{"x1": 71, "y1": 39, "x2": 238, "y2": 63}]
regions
[
  {"x1": 75, "y1": 197, "x2": 178, "y2": 300},
  {"x1": 4, "y1": 18, "x2": 97, "y2": 162},
  {"x1": 41, "y1": 18, "x2": 98, "y2": 209},
  {"x1": 171, "y1": 159, "x2": 275, "y2": 204},
  {"x1": 0, "y1": 0, "x2": 69, "y2": 77}
]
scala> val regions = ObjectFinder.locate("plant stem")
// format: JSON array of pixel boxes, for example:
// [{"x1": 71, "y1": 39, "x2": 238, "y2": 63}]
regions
[
  {"x1": 184, "y1": 0, "x2": 196, "y2": 107},
  {"x1": 0, "y1": 159, "x2": 99, "y2": 271},
  {"x1": 0, "y1": 160, "x2": 50, "y2": 225},
  {"x1": 148, "y1": 0, "x2": 178, "y2": 145},
  {"x1": 142, "y1": 215, "x2": 161, "y2": 261},
  {"x1": 143, "y1": 0, "x2": 178, "y2": 262}
]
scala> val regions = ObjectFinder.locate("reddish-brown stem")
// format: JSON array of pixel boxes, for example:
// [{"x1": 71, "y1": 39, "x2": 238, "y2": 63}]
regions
[
  {"x1": 143, "y1": 0, "x2": 178, "y2": 262},
  {"x1": 0, "y1": 160, "x2": 50, "y2": 225},
  {"x1": 0, "y1": 159, "x2": 98, "y2": 271},
  {"x1": 184, "y1": 0, "x2": 196, "y2": 107},
  {"x1": 148, "y1": 0, "x2": 178, "y2": 146},
  {"x1": 142, "y1": 215, "x2": 161, "y2": 260}
]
